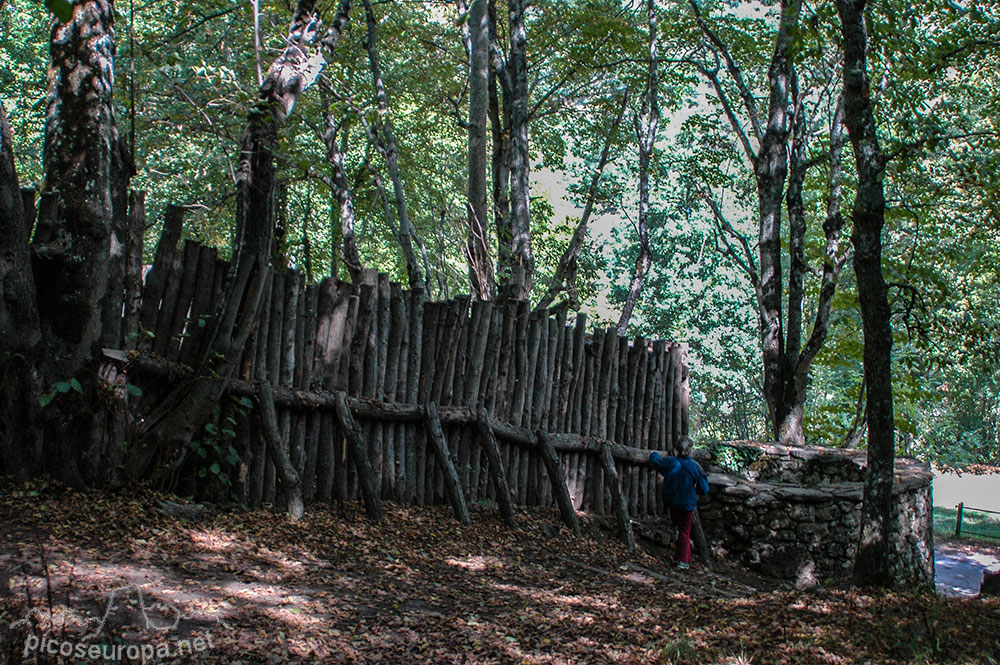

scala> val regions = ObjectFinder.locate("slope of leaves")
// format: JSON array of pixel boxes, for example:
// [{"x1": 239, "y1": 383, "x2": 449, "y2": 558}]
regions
[{"x1": 1, "y1": 483, "x2": 998, "y2": 664}]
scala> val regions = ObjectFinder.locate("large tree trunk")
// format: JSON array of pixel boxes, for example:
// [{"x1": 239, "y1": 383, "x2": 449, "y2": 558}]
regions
[
  {"x1": 0, "y1": 100, "x2": 42, "y2": 479},
  {"x1": 31, "y1": 0, "x2": 126, "y2": 485},
  {"x1": 616, "y1": 0, "x2": 658, "y2": 336},
  {"x1": 487, "y1": 0, "x2": 511, "y2": 291},
  {"x1": 837, "y1": 0, "x2": 895, "y2": 588},
  {"x1": 132, "y1": 0, "x2": 341, "y2": 481},
  {"x1": 754, "y1": 0, "x2": 801, "y2": 440},
  {"x1": 776, "y1": 71, "x2": 808, "y2": 445},
  {"x1": 465, "y1": 0, "x2": 495, "y2": 301},
  {"x1": 498, "y1": 0, "x2": 533, "y2": 301},
  {"x1": 779, "y1": 97, "x2": 849, "y2": 445}
]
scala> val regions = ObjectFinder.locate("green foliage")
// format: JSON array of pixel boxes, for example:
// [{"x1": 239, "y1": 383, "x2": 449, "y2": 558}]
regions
[
  {"x1": 707, "y1": 443, "x2": 763, "y2": 475},
  {"x1": 39, "y1": 378, "x2": 84, "y2": 407},
  {"x1": 4, "y1": 0, "x2": 999, "y2": 468},
  {"x1": 185, "y1": 397, "x2": 251, "y2": 503}
]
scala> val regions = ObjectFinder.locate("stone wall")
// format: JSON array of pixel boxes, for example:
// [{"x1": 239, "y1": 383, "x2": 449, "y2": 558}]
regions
[{"x1": 693, "y1": 441, "x2": 934, "y2": 588}]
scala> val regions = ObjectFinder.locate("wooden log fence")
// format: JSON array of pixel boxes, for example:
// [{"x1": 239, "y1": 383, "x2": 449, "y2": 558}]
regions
[{"x1": 111, "y1": 221, "x2": 690, "y2": 545}]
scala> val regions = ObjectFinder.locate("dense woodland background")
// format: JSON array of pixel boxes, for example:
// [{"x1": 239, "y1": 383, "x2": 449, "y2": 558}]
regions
[{"x1": 1, "y1": 0, "x2": 997, "y2": 467}]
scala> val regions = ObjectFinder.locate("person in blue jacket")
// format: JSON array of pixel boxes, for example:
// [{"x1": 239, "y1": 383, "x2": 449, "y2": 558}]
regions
[{"x1": 649, "y1": 436, "x2": 709, "y2": 569}]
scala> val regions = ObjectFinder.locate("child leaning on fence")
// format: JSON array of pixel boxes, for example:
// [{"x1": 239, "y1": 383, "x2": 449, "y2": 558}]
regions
[{"x1": 649, "y1": 436, "x2": 709, "y2": 569}]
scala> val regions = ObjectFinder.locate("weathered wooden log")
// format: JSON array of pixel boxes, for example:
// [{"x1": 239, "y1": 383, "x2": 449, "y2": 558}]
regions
[
  {"x1": 162, "y1": 240, "x2": 199, "y2": 360},
  {"x1": 416, "y1": 302, "x2": 441, "y2": 503},
  {"x1": 139, "y1": 204, "x2": 185, "y2": 338},
  {"x1": 679, "y1": 344, "x2": 690, "y2": 439},
  {"x1": 599, "y1": 442, "x2": 635, "y2": 552},
  {"x1": 151, "y1": 236, "x2": 188, "y2": 357},
  {"x1": 476, "y1": 406, "x2": 515, "y2": 527},
  {"x1": 537, "y1": 431, "x2": 581, "y2": 536},
  {"x1": 692, "y1": 509, "x2": 713, "y2": 569},
  {"x1": 640, "y1": 342, "x2": 656, "y2": 450},
  {"x1": 671, "y1": 343, "x2": 683, "y2": 450},
  {"x1": 424, "y1": 403, "x2": 471, "y2": 526},
  {"x1": 333, "y1": 390, "x2": 382, "y2": 521},
  {"x1": 598, "y1": 328, "x2": 617, "y2": 439},
  {"x1": 248, "y1": 271, "x2": 273, "y2": 508},
  {"x1": 626, "y1": 337, "x2": 642, "y2": 446},
  {"x1": 123, "y1": 191, "x2": 145, "y2": 351},
  {"x1": 612, "y1": 336, "x2": 625, "y2": 444},
  {"x1": 114, "y1": 352, "x2": 670, "y2": 467},
  {"x1": 568, "y1": 312, "x2": 587, "y2": 433},
  {"x1": 372, "y1": 274, "x2": 391, "y2": 497},
  {"x1": 300, "y1": 284, "x2": 319, "y2": 499},
  {"x1": 290, "y1": 276, "x2": 310, "y2": 482},
  {"x1": 383, "y1": 283, "x2": 404, "y2": 499},
  {"x1": 524, "y1": 309, "x2": 544, "y2": 429},
  {"x1": 180, "y1": 245, "x2": 218, "y2": 363},
  {"x1": 547, "y1": 310, "x2": 567, "y2": 431},
  {"x1": 255, "y1": 381, "x2": 304, "y2": 520},
  {"x1": 404, "y1": 290, "x2": 423, "y2": 504}
]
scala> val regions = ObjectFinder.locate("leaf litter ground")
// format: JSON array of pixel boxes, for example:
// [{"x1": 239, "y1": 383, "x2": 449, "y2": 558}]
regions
[{"x1": 1, "y1": 482, "x2": 998, "y2": 664}]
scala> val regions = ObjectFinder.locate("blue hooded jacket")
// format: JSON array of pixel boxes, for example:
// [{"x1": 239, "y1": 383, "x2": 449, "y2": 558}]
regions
[{"x1": 649, "y1": 451, "x2": 709, "y2": 511}]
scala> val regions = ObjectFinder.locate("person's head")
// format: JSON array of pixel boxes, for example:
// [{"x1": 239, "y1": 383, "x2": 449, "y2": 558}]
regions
[{"x1": 677, "y1": 436, "x2": 694, "y2": 457}]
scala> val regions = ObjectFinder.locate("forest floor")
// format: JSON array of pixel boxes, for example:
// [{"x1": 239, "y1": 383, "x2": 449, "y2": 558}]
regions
[{"x1": 2, "y1": 481, "x2": 999, "y2": 665}]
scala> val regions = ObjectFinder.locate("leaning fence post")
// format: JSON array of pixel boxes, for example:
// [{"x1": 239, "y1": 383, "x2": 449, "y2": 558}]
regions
[
  {"x1": 476, "y1": 407, "x2": 516, "y2": 528},
  {"x1": 598, "y1": 443, "x2": 636, "y2": 552},
  {"x1": 424, "y1": 402, "x2": 471, "y2": 526},
  {"x1": 955, "y1": 502, "x2": 964, "y2": 538},
  {"x1": 537, "y1": 431, "x2": 582, "y2": 537},
  {"x1": 333, "y1": 391, "x2": 382, "y2": 522}
]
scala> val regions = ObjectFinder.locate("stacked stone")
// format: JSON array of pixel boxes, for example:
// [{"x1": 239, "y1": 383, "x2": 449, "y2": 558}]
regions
[{"x1": 694, "y1": 442, "x2": 933, "y2": 587}]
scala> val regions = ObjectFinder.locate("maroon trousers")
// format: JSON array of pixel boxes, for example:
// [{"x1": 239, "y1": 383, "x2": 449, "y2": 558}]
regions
[{"x1": 670, "y1": 508, "x2": 694, "y2": 564}]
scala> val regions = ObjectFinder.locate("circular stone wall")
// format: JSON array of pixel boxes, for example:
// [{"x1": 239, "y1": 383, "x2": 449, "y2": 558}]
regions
[{"x1": 693, "y1": 442, "x2": 933, "y2": 588}]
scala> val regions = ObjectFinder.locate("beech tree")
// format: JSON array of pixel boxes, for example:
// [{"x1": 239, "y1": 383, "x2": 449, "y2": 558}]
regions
[
  {"x1": 464, "y1": 0, "x2": 496, "y2": 300},
  {"x1": 836, "y1": 0, "x2": 895, "y2": 588},
  {"x1": 498, "y1": 0, "x2": 535, "y2": 300},
  {"x1": 0, "y1": 0, "x2": 130, "y2": 484},
  {"x1": 684, "y1": 0, "x2": 849, "y2": 446}
]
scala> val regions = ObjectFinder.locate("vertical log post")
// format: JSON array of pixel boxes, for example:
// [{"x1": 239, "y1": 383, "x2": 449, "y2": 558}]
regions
[
  {"x1": 333, "y1": 391, "x2": 383, "y2": 522},
  {"x1": 476, "y1": 407, "x2": 516, "y2": 527},
  {"x1": 424, "y1": 403, "x2": 471, "y2": 526},
  {"x1": 537, "y1": 431, "x2": 581, "y2": 536},
  {"x1": 599, "y1": 443, "x2": 635, "y2": 552}
]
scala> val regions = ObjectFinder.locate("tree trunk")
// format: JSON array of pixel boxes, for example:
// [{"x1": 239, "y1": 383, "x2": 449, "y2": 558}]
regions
[
  {"x1": 362, "y1": 0, "x2": 425, "y2": 297},
  {"x1": 776, "y1": 71, "x2": 808, "y2": 445},
  {"x1": 616, "y1": 0, "x2": 658, "y2": 336},
  {"x1": 837, "y1": 0, "x2": 895, "y2": 588},
  {"x1": 537, "y1": 92, "x2": 628, "y2": 312},
  {"x1": 465, "y1": 0, "x2": 495, "y2": 301},
  {"x1": 499, "y1": 0, "x2": 533, "y2": 300},
  {"x1": 133, "y1": 0, "x2": 338, "y2": 480},
  {"x1": 780, "y1": 97, "x2": 849, "y2": 445},
  {"x1": 0, "y1": 99, "x2": 42, "y2": 479},
  {"x1": 754, "y1": 0, "x2": 801, "y2": 440},
  {"x1": 323, "y1": 107, "x2": 363, "y2": 285},
  {"x1": 487, "y1": 0, "x2": 512, "y2": 292},
  {"x1": 30, "y1": 0, "x2": 127, "y2": 485}
]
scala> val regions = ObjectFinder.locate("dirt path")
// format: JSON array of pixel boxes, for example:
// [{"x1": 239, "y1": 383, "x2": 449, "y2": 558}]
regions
[
  {"x1": 935, "y1": 541, "x2": 1000, "y2": 597},
  {"x1": 3, "y1": 486, "x2": 1000, "y2": 664}
]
